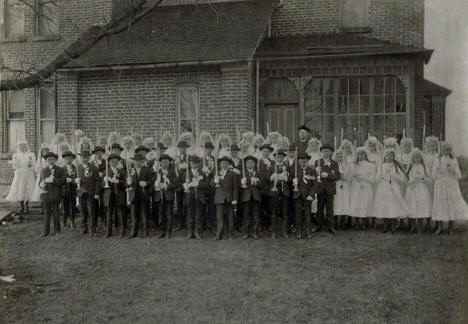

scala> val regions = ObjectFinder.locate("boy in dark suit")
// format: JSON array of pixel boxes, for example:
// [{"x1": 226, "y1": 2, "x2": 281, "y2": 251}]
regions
[
  {"x1": 240, "y1": 155, "x2": 261, "y2": 239},
  {"x1": 258, "y1": 144, "x2": 275, "y2": 231},
  {"x1": 174, "y1": 141, "x2": 189, "y2": 230},
  {"x1": 103, "y1": 153, "x2": 127, "y2": 238},
  {"x1": 269, "y1": 149, "x2": 292, "y2": 239},
  {"x1": 313, "y1": 144, "x2": 341, "y2": 234},
  {"x1": 62, "y1": 151, "x2": 77, "y2": 229},
  {"x1": 153, "y1": 154, "x2": 179, "y2": 238},
  {"x1": 230, "y1": 144, "x2": 242, "y2": 231},
  {"x1": 76, "y1": 150, "x2": 101, "y2": 236},
  {"x1": 213, "y1": 156, "x2": 239, "y2": 240},
  {"x1": 128, "y1": 152, "x2": 154, "y2": 238},
  {"x1": 92, "y1": 145, "x2": 106, "y2": 226},
  {"x1": 292, "y1": 153, "x2": 316, "y2": 239},
  {"x1": 202, "y1": 141, "x2": 216, "y2": 234},
  {"x1": 183, "y1": 155, "x2": 211, "y2": 239},
  {"x1": 40, "y1": 152, "x2": 66, "y2": 236}
]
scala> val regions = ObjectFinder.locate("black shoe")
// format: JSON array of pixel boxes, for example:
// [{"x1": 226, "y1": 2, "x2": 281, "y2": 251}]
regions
[
  {"x1": 81, "y1": 230, "x2": 88, "y2": 235},
  {"x1": 329, "y1": 228, "x2": 337, "y2": 234}
]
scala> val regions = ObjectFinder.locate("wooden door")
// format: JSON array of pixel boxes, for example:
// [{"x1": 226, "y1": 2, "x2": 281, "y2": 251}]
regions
[{"x1": 261, "y1": 104, "x2": 298, "y2": 143}]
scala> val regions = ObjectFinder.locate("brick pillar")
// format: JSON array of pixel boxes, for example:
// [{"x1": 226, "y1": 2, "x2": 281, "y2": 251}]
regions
[
  {"x1": 219, "y1": 62, "x2": 255, "y2": 139},
  {"x1": 57, "y1": 72, "x2": 79, "y2": 144}
]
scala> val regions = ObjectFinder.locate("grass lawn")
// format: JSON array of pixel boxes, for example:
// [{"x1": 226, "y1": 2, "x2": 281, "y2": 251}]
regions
[{"x1": 1, "y1": 217, "x2": 468, "y2": 324}]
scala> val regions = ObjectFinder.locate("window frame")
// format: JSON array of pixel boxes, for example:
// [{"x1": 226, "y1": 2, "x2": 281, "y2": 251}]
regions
[
  {"x1": 3, "y1": 88, "x2": 26, "y2": 153},
  {"x1": 175, "y1": 84, "x2": 200, "y2": 139},
  {"x1": 341, "y1": 0, "x2": 370, "y2": 32},
  {"x1": 35, "y1": 0, "x2": 59, "y2": 36},
  {"x1": 2, "y1": 0, "x2": 26, "y2": 39},
  {"x1": 35, "y1": 82, "x2": 57, "y2": 151}
]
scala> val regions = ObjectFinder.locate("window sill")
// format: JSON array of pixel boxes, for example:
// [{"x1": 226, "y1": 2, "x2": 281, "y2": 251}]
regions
[
  {"x1": 0, "y1": 36, "x2": 27, "y2": 43},
  {"x1": 0, "y1": 153, "x2": 13, "y2": 160},
  {"x1": 340, "y1": 27, "x2": 372, "y2": 34},
  {"x1": 31, "y1": 35, "x2": 62, "y2": 42}
]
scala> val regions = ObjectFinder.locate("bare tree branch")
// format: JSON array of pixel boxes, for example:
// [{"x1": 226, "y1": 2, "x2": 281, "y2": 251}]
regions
[{"x1": 0, "y1": 0, "x2": 164, "y2": 91}]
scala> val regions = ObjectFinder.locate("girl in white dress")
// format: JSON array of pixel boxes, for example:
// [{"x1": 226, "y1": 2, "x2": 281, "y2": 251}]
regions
[
  {"x1": 121, "y1": 136, "x2": 135, "y2": 161},
  {"x1": 241, "y1": 131, "x2": 256, "y2": 156},
  {"x1": 6, "y1": 141, "x2": 36, "y2": 214},
  {"x1": 432, "y1": 142, "x2": 468, "y2": 235},
  {"x1": 404, "y1": 148, "x2": 432, "y2": 234},
  {"x1": 364, "y1": 136, "x2": 382, "y2": 227},
  {"x1": 339, "y1": 139, "x2": 355, "y2": 164},
  {"x1": 348, "y1": 147, "x2": 377, "y2": 230},
  {"x1": 374, "y1": 149, "x2": 409, "y2": 233},
  {"x1": 216, "y1": 133, "x2": 232, "y2": 159},
  {"x1": 306, "y1": 137, "x2": 322, "y2": 219},
  {"x1": 333, "y1": 149, "x2": 351, "y2": 229},
  {"x1": 31, "y1": 143, "x2": 51, "y2": 203}
]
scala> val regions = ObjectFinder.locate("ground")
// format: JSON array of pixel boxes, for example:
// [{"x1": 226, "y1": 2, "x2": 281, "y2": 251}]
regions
[{"x1": 1, "y1": 204, "x2": 468, "y2": 324}]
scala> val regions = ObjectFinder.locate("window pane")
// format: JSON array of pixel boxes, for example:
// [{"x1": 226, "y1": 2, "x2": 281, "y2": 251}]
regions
[
  {"x1": 396, "y1": 78, "x2": 406, "y2": 94},
  {"x1": 385, "y1": 115, "x2": 395, "y2": 135},
  {"x1": 40, "y1": 2, "x2": 59, "y2": 35},
  {"x1": 337, "y1": 115, "x2": 347, "y2": 139},
  {"x1": 7, "y1": 0, "x2": 24, "y2": 36},
  {"x1": 180, "y1": 120, "x2": 196, "y2": 134},
  {"x1": 8, "y1": 120, "x2": 24, "y2": 152},
  {"x1": 9, "y1": 90, "x2": 26, "y2": 113},
  {"x1": 313, "y1": 79, "x2": 323, "y2": 96},
  {"x1": 349, "y1": 95, "x2": 359, "y2": 114},
  {"x1": 338, "y1": 95, "x2": 347, "y2": 114},
  {"x1": 324, "y1": 78, "x2": 334, "y2": 96},
  {"x1": 348, "y1": 116, "x2": 359, "y2": 141},
  {"x1": 41, "y1": 121, "x2": 55, "y2": 145},
  {"x1": 349, "y1": 77, "x2": 359, "y2": 95},
  {"x1": 396, "y1": 115, "x2": 406, "y2": 137},
  {"x1": 385, "y1": 95, "x2": 395, "y2": 113},
  {"x1": 385, "y1": 77, "x2": 395, "y2": 94},
  {"x1": 40, "y1": 88, "x2": 55, "y2": 119},
  {"x1": 178, "y1": 86, "x2": 198, "y2": 136},
  {"x1": 374, "y1": 95, "x2": 384, "y2": 113},
  {"x1": 374, "y1": 115, "x2": 384, "y2": 133},
  {"x1": 396, "y1": 95, "x2": 406, "y2": 112},
  {"x1": 358, "y1": 115, "x2": 369, "y2": 145},
  {"x1": 338, "y1": 78, "x2": 348, "y2": 95},
  {"x1": 374, "y1": 77, "x2": 384, "y2": 95},
  {"x1": 342, "y1": 0, "x2": 368, "y2": 29},
  {"x1": 324, "y1": 96, "x2": 334, "y2": 113},
  {"x1": 307, "y1": 115, "x2": 323, "y2": 136},
  {"x1": 360, "y1": 95, "x2": 370, "y2": 113},
  {"x1": 360, "y1": 78, "x2": 369, "y2": 95},
  {"x1": 0, "y1": 1, "x2": 4, "y2": 38}
]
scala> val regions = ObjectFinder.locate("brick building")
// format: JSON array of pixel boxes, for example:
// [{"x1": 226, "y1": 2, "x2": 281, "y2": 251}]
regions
[{"x1": 0, "y1": 0, "x2": 451, "y2": 183}]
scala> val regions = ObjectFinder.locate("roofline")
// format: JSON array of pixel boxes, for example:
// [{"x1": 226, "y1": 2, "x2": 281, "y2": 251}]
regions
[
  {"x1": 255, "y1": 49, "x2": 433, "y2": 62},
  {"x1": 59, "y1": 58, "x2": 252, "y2": 72}
]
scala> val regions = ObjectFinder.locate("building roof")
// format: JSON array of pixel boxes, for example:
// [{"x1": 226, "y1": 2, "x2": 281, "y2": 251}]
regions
[
  {"x1": 418, "y1": 79, "x2": 452, "y2": 98},
  {"x1": 254, "y1": 33, "x2": 433, "y2": 62},
  {"x1": 66, "y1": 0, "x2": 278, "y2": 69}
]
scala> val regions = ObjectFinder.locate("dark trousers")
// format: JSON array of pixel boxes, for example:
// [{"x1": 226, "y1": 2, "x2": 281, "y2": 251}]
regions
[
  {"x1": 94, "y1": 196, "x2": 105, "y2": 226},
  {"x1": 317, "y1": 192, "x2": 335, "y2": 230},
  {"x1": 186, "y1": 194, "x2": 202, "y2": 236},
  {"x1": 106, "y1": 205, "x2": 126, "y2": 236},
  {"x1": 271, "y1": 195, "x2": 288, "y2": 234},
  {"x1": 242, "y1": 200, "x2": 260, "y2": 235},
  {"x1": 62, "y1": 194, "x2": 76, "y2": 226},
  {"x1": 130, "y1": 199, "x2": 149, "y2": 237},
  {"x1": 294, "y1": 198, "x2": 312, "y2": 236},
  {"x1": 176, "y1": 190, "x2": 187, "y2": 228},
  {"x1": 205, "y1": 191, "x2": 216, "y2": 231},
  {"x1": 151, "y1": 198, "x2": 159, "y2": 230},
  {"x1": 157, "y1": 199, "x2": 174, "y2": 234},
  {"x1": 44, "y1": 201, "x2": 61, "y2": 235},
  {"x1": 80, "y1": 194, "x2": 97, "y2": 233},
  {"x1": 216, "y1": 202, "x2": 234, "y2": 239},
  {"x1": 260, "y1": 193, "x2": 271, "y2": 229}
]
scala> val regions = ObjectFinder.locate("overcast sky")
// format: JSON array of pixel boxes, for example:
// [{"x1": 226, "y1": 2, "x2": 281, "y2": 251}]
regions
[{"x1": 425, "y1": 0, "x2": 468, "y2": 155}]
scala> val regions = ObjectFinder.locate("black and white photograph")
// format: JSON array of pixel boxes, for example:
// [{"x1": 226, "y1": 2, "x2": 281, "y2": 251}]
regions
[{"x1": 1, "y1": 0, "x2": 468, "y2": 323}]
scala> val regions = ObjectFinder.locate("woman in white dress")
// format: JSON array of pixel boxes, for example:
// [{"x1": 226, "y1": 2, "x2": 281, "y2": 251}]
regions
[
  {"x1": 374, "y1": 149, "x2": 409, "y2": 233},
  {"x1": 31, "y1": 143, "x2": 51, "y2": 203},
  {"x1": 333, "y1": 149, "x2": 352, "y2": 229},
  {"x1": 432, "y1": 142, "x2": 468, "y2": 235},
  {"x1": 404, "y1": 148, "x2": 432, "y2": 234},
  {"x1": 6, "y1": 141, "x2": 36, "y2": 214},
  {"x1": 348, "y1": 147, "x2": 376, "y2": 230},
  {"x1": 339, "y1": 139, "x2": 355, "y2": 164}
]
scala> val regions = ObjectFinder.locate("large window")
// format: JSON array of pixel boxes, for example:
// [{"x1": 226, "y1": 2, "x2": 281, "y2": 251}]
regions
[
  {"x1": 304, "y1": 76, "x2": 407, "y2": 145},
  {"x1": 0, "y1": 0, "x2": 25, "y2": 38},
  {"x1": 37, "y1": 85, "x2": 56, "y2": 148},
  {"x1": 3, "y1": 89, "x2": 26, "y2": 152},
  {"x1": 176, "y1": 85, "x2": 199, "y2": 137},
  {"x1": 36, "y1": 0, "x2": 58, "y2": 35},
  {"x1": 342, "y1": 0, "x2": 368, "y2": 30}
]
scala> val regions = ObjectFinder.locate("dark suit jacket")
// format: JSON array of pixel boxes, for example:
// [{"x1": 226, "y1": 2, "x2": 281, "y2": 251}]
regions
[
  {"x1": 62, "y1": 164, "x2": 77, "y2": 197},
  {"x1": 41, "y1": 165, "x2": 66, "y2": 202},
  {"x1": 76, "y1": 163, "x2": 100, "y2": 197},
  {"x1": 313, "y1": 159, "x2": 341, "y2": 195},
  {"x1": 153, "y1": 167, "x2": 179, "y2": 202},
  {"x1": 240, "y1": 169, "x2": 261, "y2": 202},
  {"x1": 292, "y1": 166, "x2": 317, "y2": 200},
  {"x1": 103, "y1": 167, "x2": 127, "y2": 207},
  {"x1": 258, "y1": 158, "x2": 274, "y2": 195},
  {"x1": 129, "y1": 165, "x2": 154, "y2": 202},
  {"x1": 214, "y1": 169, "x2": 239, "y2": 204},
  {"x1": 183, "y1": 167, "x2": 212, "y2": 204}
]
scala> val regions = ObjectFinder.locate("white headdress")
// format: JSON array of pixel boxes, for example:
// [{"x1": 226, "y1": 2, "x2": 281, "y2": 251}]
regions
[
  {"x1": 160, "y1": 131, "x2": 174, "y2": 147},
  {"x1": 266, "y1": 131, "x2": 281, "y2": 146},
  {"x1": 143, "y1": 137, "x2": 155, "y2": 149},
  {"x1": 242, "y1": 131, "x2": 255, "y2": 145},
  {"x1": 364, "y1": 136, "x2": 383, "y2": 155},
  {"x1": 107, "y1": 131, "x2": 122, "y2": 151},
  {"x1": 424, "y1": 136, "x2": 439, "y2": 154},
  {"x1": 253, "y1": 134, "x2": 265, "y2": 147},
  {"x1": 306, "y1": 137, "x2": 322, "y2": 155},
  {"x1": 131, "y1": 133, "x2": 142, "y2": 146},
  {"x1": 277, "y1": 136, "x2": 290, "y2": 151}
]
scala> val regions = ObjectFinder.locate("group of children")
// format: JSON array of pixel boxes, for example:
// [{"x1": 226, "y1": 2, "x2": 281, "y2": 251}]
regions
[{"x1": 6, "y1": 126, "x2": 468, "y2": 238}]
